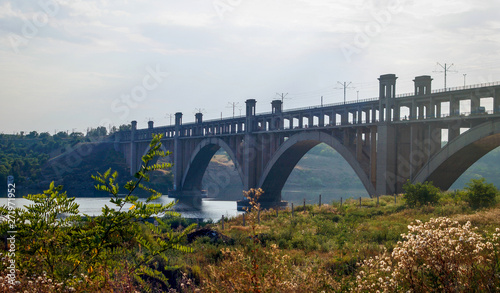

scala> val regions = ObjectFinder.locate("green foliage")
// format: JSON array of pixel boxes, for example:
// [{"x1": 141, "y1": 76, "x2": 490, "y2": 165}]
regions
[
  {"x1": 0, "y1": 134, "x2": 194, "y2": 291},
  {"x1": 464, "y1": 178, "x2": 498, "y2": 209},
  {"x1": 403, "y1": 180, "x2": 441, "y2": 207}
]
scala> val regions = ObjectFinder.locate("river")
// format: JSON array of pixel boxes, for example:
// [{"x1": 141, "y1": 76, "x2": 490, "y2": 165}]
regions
[{"x1": 0, "y1": 196, "x2": 242, "y2": 221}]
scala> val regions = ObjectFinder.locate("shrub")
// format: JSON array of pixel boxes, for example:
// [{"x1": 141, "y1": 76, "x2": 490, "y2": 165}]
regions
[
  {"x1": 352, "y1": 217, "x2": 500, "y2": 292},
  {"x1": 403, "y1": 180, "x2": 440, "y2": 207},
  {"x1": 464, "y1": 178, "x2": 498, "y2": 209}
]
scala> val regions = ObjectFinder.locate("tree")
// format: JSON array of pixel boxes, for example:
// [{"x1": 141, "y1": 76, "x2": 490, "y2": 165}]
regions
[
  {"x1": 54, "y1": 131, "x2": 68, "y2": 140},
  {"x1": 464, "y1": 178, "x2": 498, "y2": 209},
  {"x1": 87, "y1": 126, "x2": 107, "y2": 137},
  {"x1": 403, "y1": 180, "x2": 440, "y2": 207},
  {"x1": 26, "y1": 131, "x2": 38, "y2": 139},
  {"x1": 0, "y1": 134, "x2": 194, "y2": 291}
]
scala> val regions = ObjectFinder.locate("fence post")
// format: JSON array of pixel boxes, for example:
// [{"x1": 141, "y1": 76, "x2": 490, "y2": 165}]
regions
[
  {"x1": 359, "y1": 197, "x2": 362, "y2": 208},
  {"x1": 221, "y1": 215, "x2": 225, "y2": 230},
  {"x1": 291, "y1": 203, "x2": 294, "y2": 218},
  {"x1": 319, "y1": 194, "x2": 322, "y2": 207},
  {"x1": 303, "y1": 198, "x2": 306, "y2": 213},
  {"x1": 242, "y1": 213, "x2": 245, "y2": 227}
]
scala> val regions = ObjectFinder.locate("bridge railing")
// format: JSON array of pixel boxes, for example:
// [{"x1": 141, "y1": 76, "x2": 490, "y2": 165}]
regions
[{"x1": 395, "y1": 81, "x2": 500, "y2": 98}]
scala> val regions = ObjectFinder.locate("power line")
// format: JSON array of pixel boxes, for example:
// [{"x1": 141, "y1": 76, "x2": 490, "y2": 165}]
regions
[
  {"x1": 276, "y1": 92, "x2": 289, "y2": 103},
  {"x1": 433, "y1": 62, "x2": 457, "y2": 91},
  {"x1": 165, "y1": 113, "x2": 174, "y2": 126},
  {"x1": 226, "y1": 102, "x2": 240, "y2": 118},
  {"x1": 335, "y1": 81, "x2": 354, "y2": 104}
]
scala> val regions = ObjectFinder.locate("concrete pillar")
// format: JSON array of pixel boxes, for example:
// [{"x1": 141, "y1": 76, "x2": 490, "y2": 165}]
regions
[
  {"x1": 379, "y1": 100, "x2": 384, "y2": 122},
  {"x1": 243, "y1": 134, "x2": 257, "y2": 191},
  {"x1": 356, "y1": 128, "x2": 363, "y2": 160},
  {"x1": 148, "y1": 120, "x2": 154, "y2": 129},
  {"x1": 448, "y1": 123, "x2": 460, "y2": 142},
  {"x1": 495, "y1": 88, "x2": 500, "y2": 114},
  {"x1": 371, "y1": 106, "x2": 377, "y2": 123},
  {"x1": 378, "y1": 74, "x2": 397, "y2": 123},
  {"x1": 376, "y1": 124, "x2": 397, "y2": 196},
  {"x1": 429, "y1": 98, "x2": 435, "y2": 118},
  {"x1": 418, "y1": 104, "x2": 424, "y2": 119},
  {"x1": 370, "y1": 127, "x2": 377, "y2": 188},
  {"x1": 410, "y1": 99, "x2": 416, "y2": 120},
  {"x1": 129, "y1": 120, "x2": 137, "y2": 175},
  {"x1": 319, "y1": 113, "x2": 325, "y2": 127},
  {"x1": 393, "y1": 103, "x2": 400, "y2": 122},
  {"x1": 471, "y1": 95, "x2": 480, "y2": 114},
  {"x1": 341, "y1": 110, "x2": 348, "y2": 125},
  {"x1": 358, "y1": 107, "x2": 363, "y2": 124},
  {"x1": 245, "y1": 99, "x2": 256, "y2": 133},
  {"x1": 173, "y1": 113, "x2": 183, "y2": 192},
  {"x1": 450, "y1": 96, "x2": 459, "y2": 116},
  {"x1": 414, "y1": 75, "x2": 432, "y2": 96},
  {"x1": 308, "y1": 114, "x2": 313, "y2": 127},
  {"x1": 435, "y1": 102, "x2": 441, "y2": 118},
  {"x1": 298, "y1": 115, "x2": 303, "y2": 128},
  {"x1": 332, "y1": 111, "x2": 337, "y2": 125}
]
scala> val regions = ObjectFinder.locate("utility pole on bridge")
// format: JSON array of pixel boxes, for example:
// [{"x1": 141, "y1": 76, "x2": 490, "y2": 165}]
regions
[
  {"x1": 335, "y1": 81, "x2": 354, "y2": 104},
  {"x1": 434, "y1": 62, "x2": 456, "y2": 91},
  {"x1": 226, "y1": 102, "x2": 240, "y2": 118}
]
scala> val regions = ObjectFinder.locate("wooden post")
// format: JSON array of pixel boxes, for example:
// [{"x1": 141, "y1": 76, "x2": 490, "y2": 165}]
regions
[
  {"x1": 340, "y1": 197, "x2": 343, "y2": 207},
  {"x1": 221, "y1": 215, "x2": 225, "y2": 230},
  {"x1": 319, "y1": 194, "x2": 322, "y2": 207},
  {"x1": 359, "y1": 197, "x2": 362, "y2": 208},
  {"x1": 242, "y1": 213, "x2": 245, "y2": 227},
  {"x1": 303, "y1": 198, "x2": 306, "y2": 212},
  {"x1": 377, "y1": 195, "x2": 379, "y2": 206},
  {"x1": 291, "y1": 203, "x2": 294, "y2": 217}
]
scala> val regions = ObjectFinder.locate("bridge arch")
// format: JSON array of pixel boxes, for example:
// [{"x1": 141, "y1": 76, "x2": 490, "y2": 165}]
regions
[
  {"x1": 181, "y1": 138, "x2": 244, "y2": 193},
  {"x1": 258, "y1": 131, "x2": 376, "y2": 202},
  {"x1": 413, "y1": 120, "x2": 500, "y2": 190}
]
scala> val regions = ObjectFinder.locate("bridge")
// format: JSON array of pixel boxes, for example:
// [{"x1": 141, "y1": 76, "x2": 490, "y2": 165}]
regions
[{"x1": 115, "y1": 74, "x2": 500, "y2": 206}]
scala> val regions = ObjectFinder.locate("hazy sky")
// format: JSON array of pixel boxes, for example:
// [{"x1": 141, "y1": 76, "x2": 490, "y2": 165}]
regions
[{"x1": 1, "y1": 0, "x2": 500, "y2": 134}]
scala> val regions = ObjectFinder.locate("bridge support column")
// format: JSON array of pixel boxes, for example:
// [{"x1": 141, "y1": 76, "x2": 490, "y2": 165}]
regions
[
  {"x1": 376, "y1": 124, "x2": 397, "y2": 195},
  {"x1": 356, "y1": 128, "x2": 363, "y2": 160},
  {"x1": 450, "y1": 96, "x2": 459, "y2": 116},
  {"x1": 448, "y1": 123, "x2": 460, "y2": 142},
  {"x1": 243, "y1": 134, "x2": 258, "y2": 191},
  {"x1": 495, "y1": 88, "x2": 500, "y2": 114},
  {"x1": 471, "y1": 95, "x2": 480, "y2": 114},
  {"x1": 129, "y1": 121, "x2": 138, "y2": 175},
  {"x1": 371, "y1": 106, "x2": 377, "y2": 123},
  {"x1": 173, "y1": 113, "x2": 184, "y2": 192},
  {"x1": 370, "y1": 127, "x2": 377, "y2": 188},
  {"x1": 429, "y1": 98, "x2": 435, "y2": 118},
  {"x1": 410, "y1": 99, "x2": 417, "y2": 120}
]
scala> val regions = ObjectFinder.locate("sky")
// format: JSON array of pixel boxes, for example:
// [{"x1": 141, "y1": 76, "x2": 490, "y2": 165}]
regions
[{"x1": 1, "y1": 0, "x2": 500, "y2": 134}]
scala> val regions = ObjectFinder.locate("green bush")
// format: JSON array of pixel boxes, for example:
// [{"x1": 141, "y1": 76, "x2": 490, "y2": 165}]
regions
[
  {"x1": 403, "y1": 180, "x2": 440, "y2": 207},
  {"x1": 464, "y1": 178, "x2": 498, "y2": 209}
]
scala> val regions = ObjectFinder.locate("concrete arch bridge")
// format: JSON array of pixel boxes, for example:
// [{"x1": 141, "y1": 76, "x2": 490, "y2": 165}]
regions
[{"x1": 115, "y1": 74, "x2": 500, "y2": 207}]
